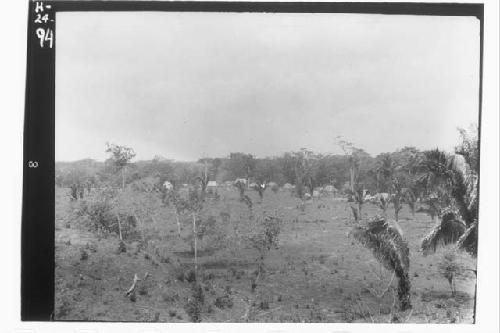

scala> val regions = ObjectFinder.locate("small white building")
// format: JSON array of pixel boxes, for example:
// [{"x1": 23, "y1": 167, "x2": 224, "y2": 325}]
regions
[
  {"x1": 207, "y1": 181, "x2": 217, "y2": 188},
  {"x1": 324, "y1": 185, "x2": 337, "y2": 193},
  {"x1": 163, "y1": 181, "x2": 174, "y2": 190}
]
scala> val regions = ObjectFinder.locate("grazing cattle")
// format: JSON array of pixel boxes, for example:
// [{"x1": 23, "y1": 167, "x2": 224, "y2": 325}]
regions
[{"x1": 163, "y1": 181, "x2": 174, "y2": 191}]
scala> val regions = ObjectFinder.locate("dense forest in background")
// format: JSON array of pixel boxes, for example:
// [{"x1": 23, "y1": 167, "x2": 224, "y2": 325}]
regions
[
  {"x1": 56, "y1": 147, "x2": 411, "y2": 190},
  {"x1": 56, "y1": 126, "x2": 478, "y2": 202}
]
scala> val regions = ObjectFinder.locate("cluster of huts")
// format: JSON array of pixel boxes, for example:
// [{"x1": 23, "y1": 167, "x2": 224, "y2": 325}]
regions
[{"x1": 162, "y1": 178, "x2": 339, "y2": 197}]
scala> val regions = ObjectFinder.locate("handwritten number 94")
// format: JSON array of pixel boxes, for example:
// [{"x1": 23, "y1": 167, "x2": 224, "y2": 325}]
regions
[{"x1": 36, "y1": 28, "x2": 53, "y2": 48}]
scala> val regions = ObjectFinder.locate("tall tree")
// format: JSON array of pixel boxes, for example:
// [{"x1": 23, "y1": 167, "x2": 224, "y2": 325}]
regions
[
  {"x1": 105, "y1": 143, "x2": 136, "y2": 189},
  {"x1": 376, "y1": 153, "x2": 397, "y2": 193}
]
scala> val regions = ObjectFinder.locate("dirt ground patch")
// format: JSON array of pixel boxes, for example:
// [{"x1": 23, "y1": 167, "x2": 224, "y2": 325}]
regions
[{"x1": 55, "y1": 187, "x2": 476, "y2": 323}]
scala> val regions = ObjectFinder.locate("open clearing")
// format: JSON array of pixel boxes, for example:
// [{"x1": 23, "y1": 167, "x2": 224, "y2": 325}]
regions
[{"x1": 55, "y1": 186, "x2": 476, "y2": 323}]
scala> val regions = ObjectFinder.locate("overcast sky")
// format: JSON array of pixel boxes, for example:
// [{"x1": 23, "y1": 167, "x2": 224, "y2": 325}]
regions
[{"x1": 55, "y1": 12, "x2": 480, "y2": 162}]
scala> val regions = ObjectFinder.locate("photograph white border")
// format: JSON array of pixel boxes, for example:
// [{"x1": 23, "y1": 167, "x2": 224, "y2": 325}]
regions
[{"x1": 1, "y1": 0, "x2": 498, "y2": 332}]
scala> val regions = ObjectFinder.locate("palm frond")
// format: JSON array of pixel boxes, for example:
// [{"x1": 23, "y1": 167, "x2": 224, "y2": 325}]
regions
[
  {"x1": 402, "y1": 188, "x2": 417, "y2": 215},
  {"x1": 456, "y1": 221, "x2": 478, "y2": 257},
  {"x1": 447, "y1": 154, "x2": 478, "y2": 225},
  {"x1": 350, "y1": 216, "x2": 411, "y2": 310},
  {"x1": 421, "y1": 211, "x2": 466, "y2": 256}
]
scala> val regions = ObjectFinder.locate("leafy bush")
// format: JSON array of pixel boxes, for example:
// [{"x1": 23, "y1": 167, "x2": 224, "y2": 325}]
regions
[
  {"x1": 185, "y1": 283, "x2": 204, "y2": 322},
  {"x1": 438, "y1": 249, "x2": 468, "y2": 296},
  {"x1": 75, "y1": 188, "x2": 138, "y2": 239},
  {"x1": 214, "y1": 294, "x2": 233, "y2": 309}
]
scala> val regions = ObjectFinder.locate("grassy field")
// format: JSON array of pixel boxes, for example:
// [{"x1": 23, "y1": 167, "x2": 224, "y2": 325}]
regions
[{"x1": 55, "y1": 186, "x2": 476, "y2": 323}]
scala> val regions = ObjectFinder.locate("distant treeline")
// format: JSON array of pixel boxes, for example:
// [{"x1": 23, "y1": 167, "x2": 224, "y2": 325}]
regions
[{"x1": 56, "y1": 145, "x2": 449, "y2": 195}]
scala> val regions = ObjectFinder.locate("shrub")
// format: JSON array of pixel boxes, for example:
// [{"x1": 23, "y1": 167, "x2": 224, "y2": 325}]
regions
[
  {"x1": 117, "y1": 240, "x2": 126, "y2": 254},
  {"x1": 258, "y1": 300, "x2": 269, "y2": 310},
  {"x1": 79, "y1": 248, "x2": 89, "y2": 261},
  {"x1": 214, "y1": 294, "x2": 233, "y2": 309},
  {"x1": 75, "y1": 188, "x2": 138, "y2": 239},
  {"x1": 438, "y1": 249, "x2": 467, "y2": 297},
  {"x1": 185, "y1": 283, "x2": 204, "y2": 322},
  {"x1": 138, "y1": 284, "x2": 148, "y2": 296},
  {"x1": 185, "y1": 269, "x2": 197, "y2": 283}
]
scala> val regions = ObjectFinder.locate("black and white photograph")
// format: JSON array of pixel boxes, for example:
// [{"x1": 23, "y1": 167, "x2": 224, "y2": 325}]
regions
[
  {"x1": 50, "y1": 7, "x2": 484, "y2": 323},
  {"x1": 8, "y1": 1, "x2": 498, "y2": 330}
]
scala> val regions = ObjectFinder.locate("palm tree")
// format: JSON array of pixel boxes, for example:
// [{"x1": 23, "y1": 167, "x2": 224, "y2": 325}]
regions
[
  {"x1": 402, "y1": 186, "x2": 417, "y2": 217},
  {"x1": 376, "y1": 153, "x2": 397, "y2": 193},
  {"x1": 347, "y1": 185, "x2": 365, "y2": 222},
  {"x1": 350, "y1": 215, "x2": 412, "y2": 310},
  {"x1": 419, "y1": 149, "x2": 478, "y2": 257},
  {"x1": 391, "y1": 178, "x2": 404, "y2": 222}
]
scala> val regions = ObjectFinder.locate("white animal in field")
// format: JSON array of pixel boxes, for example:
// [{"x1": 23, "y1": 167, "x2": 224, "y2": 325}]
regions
[
  {"x1": 163, "y1": 181, "x2": 174, "y2": 190},
  {"x1": 283, "y1": 183, "x2": 294, "y2": 190},
  {"x1": 312, "y1": 190, "x2": 320, "y2": 198}
]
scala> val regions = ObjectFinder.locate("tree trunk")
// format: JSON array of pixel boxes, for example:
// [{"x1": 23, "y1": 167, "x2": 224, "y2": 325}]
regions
[
  {"x1": 174, "y1": 212, "x2": 181, "y2": 238},
  {"x1": 193, "y1": 213, "x2": 197, "y2": 275},
  {"x1": 247, "y1": 166, "x2": 250, "y2": 190},
  {"x1": 350, "y1": 167, "x2": 355, "y2": 192},
  {"x1": 115, "y1": 212, "x2": 123, "y2": 240},
  {"x1": 472, "y1": 270, "x2": 477, "y2": 323},
  {"x1": 133, "y1": 211, "x2": 144, "y2": 244},
  {"x1": 121, "y1": 167, "x2": 126, "y2": 189}
]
